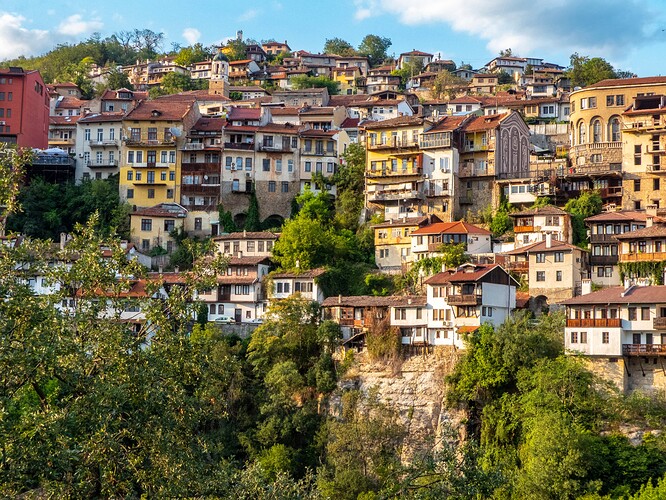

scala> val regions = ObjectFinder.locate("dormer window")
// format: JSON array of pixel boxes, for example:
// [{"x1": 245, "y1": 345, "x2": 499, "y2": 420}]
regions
[{"x1": 151, "y1": 110, "x2": 161, "y2": 117}]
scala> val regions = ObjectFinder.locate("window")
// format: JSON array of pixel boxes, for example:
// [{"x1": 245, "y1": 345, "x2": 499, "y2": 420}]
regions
[
  {"x1": 288, "y1": 159, "x2": 294, "y2": 172},
  {"x1": 127, "y1": 188, "x2": 134, "y2": 199},
  {"x1": 246, "y1": 157, "x2": 253, "y2": 170},
  {"x1": 589, "y1": 97, "x2": 597, "y2": 108},
  {"x1": 147, "y1": 188, "x2": 155, "y2": 199},
  {"x1": 554, "y1": 252, "x2": 564, "y2": 262},
  {"x1": 127, "y1": 171, "x2": 133, "y2": 181},
  {"x1": 536, "y1": 253, "x2": 546, "y2": 263},
  {"x1": 642, "y1": 307, "x2": 650, "y2": 321},
  {"x1": 327, "y1": 162, "x2": 334, "y2": 173},
  {"x1": 304, "y1": 161, "x2": 312, "y2": 172},
  {"x1": 169, "y1": 171, "x2": 175, "y2": 181},
  {"x1": 84, "y1": 128, "x2": 91, "y2": 141},
  {"x1": 147, "y1": 171, "x2": 155, "y2": 183},
  {"x1": 628, "y1": 307, "x2": 637, "y2": 321},
  {"x1": 281, "y1": 181, "x2": 289, "y2": 193},
  {"x1": 268, "y1": 181, "x2": 276, "y2": 192},
  {"x1": 634, "y1": 179, "x2": 641, "y2": 191},
  {"x1": 130, "y1": 128, "x2": 140, "y2": 141},
  {"x1": 161, "y1": 171, "x2": 166, "y2": 181},
  {"x1": 141, "y1": 219, "x2": 152, "y2": 231},
  {"x1": 578, "y1": 122, "x2": 586, "y2": 144},
  {"x1": 195, "y1": 218, "x2": 202, "y2": 231},
  {"x1": 580, "y1": 331, "x2": 588, "y2": 344},
  {"x1": 602, "y1": 332, "x2": 609, "y2": 344},
  {"x1": 609, "y1": 117, "x2": 621, "y2": 142},
  {"x1": 654, "y1": 179, "x2": 660, "y2": 191},
  {"x1": 142, "y1": 239, "x2": 150, "y2": 251},
  {"x1": 166, "y1": 189, "x2": 173, "y2": 199},
  {"x1": 570, "y1": 331, "x2": 578, "y2": 343},
  {"x1": 394, "y1": 308, "x2": 406, "y2": 320},
  {"x1": 592, "y1": 119, "x2": 602, "y2": 143},
  {"x1": 275, "y1": 159, "x2": 282, "y2": 173},
  {"x1": 263, "y1": 159, "x2": 270, "y2": 171},
  {"x1": 97, "y1": 129, "x2": 103, "y2": 141},
  {"x1": 536, "y1": 271, "x2": 545, "y2": 282},
  {"x1": 634, "y1": 144, "x2": 641, "y2": 165},
  {"x1": 556, "y1": 270, "x2": 563, "y2": 281},
  {"x1": 161, "y1": 151, "x2": 168, "y2": 163}
]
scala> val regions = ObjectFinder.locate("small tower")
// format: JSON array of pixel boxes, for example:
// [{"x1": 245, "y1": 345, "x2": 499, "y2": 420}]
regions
[{"x1": 209, "y1": 49, "x2": 230, "y2": 97}]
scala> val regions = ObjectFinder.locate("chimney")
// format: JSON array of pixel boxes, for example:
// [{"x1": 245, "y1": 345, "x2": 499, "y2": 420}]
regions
[
  {"x1": 581, "y1": 278, "x2": 592, "y2": 295},
  {"x1": 158, "y1": 265, "x2": 163, "y2": 273},
  {"x1": 243, "y1": 229, "x2": 247, "y2": 237},
  {"x1": 174, "y1": 266, "x2": 180, "y2": 273},
  {"x1": 647, "y1": 215, "x2": 654, "y2": 228},
  {"x1": 545, "y1": 232, "x2": 552, "y2": 249},
  {"x1": 60, "y1": 232, "x2": 67, "y2": 250},
  {"x1": 646, "y1": 204, "x2": 658, "y2": 217},
  {"x1": 338, "y1": 294, "x2": 342, "y2": 304}
]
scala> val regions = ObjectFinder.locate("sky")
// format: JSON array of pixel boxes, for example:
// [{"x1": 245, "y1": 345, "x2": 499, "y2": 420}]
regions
[{"x1": 2, "y1": 0, "x2": 666, "y2": 76}]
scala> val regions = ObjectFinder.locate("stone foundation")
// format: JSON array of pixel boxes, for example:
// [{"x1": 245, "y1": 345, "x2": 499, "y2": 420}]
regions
[{"x1": 583, "y1": 356, "x2": 666, "y2": 394}]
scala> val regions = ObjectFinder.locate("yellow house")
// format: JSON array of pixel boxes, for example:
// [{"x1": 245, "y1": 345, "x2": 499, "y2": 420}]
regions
[
  {"x1": 332, "y1": 66, "x2": 362, "y2": 95},
  {"x1": 569, "y1": 76, "x2": 666, "y2": 210},
  {"x1": 373, "y1": 215, "x2": 441, "y2": 273},
  {"x1": 129, "y1": 203, "x2": 187, "y2": 254},
  {"x1": 120, "y1": 98, "x2": 200, "y2": 208},
  {"x1": 364, "y1": 116, "x2": 431, "y2": 220}
]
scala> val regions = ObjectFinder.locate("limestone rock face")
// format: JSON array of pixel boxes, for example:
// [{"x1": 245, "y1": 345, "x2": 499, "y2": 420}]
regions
[{"x1": 332, "y1": 348, "x2": 467, "y2": 459}]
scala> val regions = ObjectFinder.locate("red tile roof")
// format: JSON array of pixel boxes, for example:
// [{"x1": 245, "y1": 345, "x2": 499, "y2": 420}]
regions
[
  {"x1": 272, "y1": 268, "x2": 326, "y2": 279},
  {"x1": 585, "y1": 210, "x2": 648, "y2": 223},
  {"x1": 191, "y1": 117, "x2": 225, "y2": 132},
  {"x1": 411, "y1": 221, "x2": 491, "y2": 236},
  {"x1": 131, "y1": 203, "x2": 188, "y2": 218},
  {"x1": 423, "y1": 115, "x2": 469, "y2": 133},
  {"x1": 227, "y1": 107, "x2": 261, "y2": 120},
  {"x1": 584, "y1": 76, "x2": 666, "y2": 89},
  {"x1": 462, "y1": 113, "x2": 507, "y2": 132},
  {"x1": 614, "y1": 224, "x2": 666, "y2": 240},
  {"x1": 560, "y1": 285, "x2": 666, "y2": 305},
  {"x1": 125, "y1": 99, "x2": 195, "y2": 121},
  {"x1": 49, "y1": 116, "x2": 81, "y2": 125},
  {"x1": 425, "y1": 263, "x2": 503, "y2": 285},
  {"x1": 78, "y1": 112, "x2": 126, "y2": 123},
  {"x1": 362, "y1": 115, "x2": 426, "y2": 130},
  {"x1": 340, "y1": 117, "x2": 360, "y2": 128},
  {"x1": 322, "y1": 295, "x2": 426, "y2": 307},
  {"x1": 504, "y1": 238, "x2": 585, "y2": 255}
]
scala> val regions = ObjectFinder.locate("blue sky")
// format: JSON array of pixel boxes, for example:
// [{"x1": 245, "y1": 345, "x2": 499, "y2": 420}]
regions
[{"x1": 2, "y1": 0, "x2": 666, "y2": 76}]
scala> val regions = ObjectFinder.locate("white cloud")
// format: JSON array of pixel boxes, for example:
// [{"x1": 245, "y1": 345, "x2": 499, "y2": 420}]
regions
[
  {"x1": 353, "y1": 0, "x2": 660, "y2": 58},
  {"x1": 56, "y1": 14, "x2": 103, "y2": 36},
  {"x1": 237, "y1": 9, "x2": 258, "y2": 22},
  {"x1": 182, "y1": 27, "x2": 201, "y2": 45},
  {"x1": 0, "y1": 12, "x2": 51, "y2": 60}
]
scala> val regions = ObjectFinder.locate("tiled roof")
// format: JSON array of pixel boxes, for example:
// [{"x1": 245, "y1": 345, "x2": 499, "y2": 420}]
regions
[
  {"x1": 131, "y1": 203, "x2": 187, "y2": 218},
  {"x1": 49, "y1": 116, "x2": 81, "y2": 125},
  {"x1": 55, "y1": 97, "x2": 86, "y2": 109},
  {"x1": 298, "y1": 129, "x2": 337, "y2": 138},
  {"x1": 362, "y1": 115, "x2": 425, "y2": 130},
  {"x1": 585, "y1": 210, "x2": 648, "y2": 223},
  {"x1": 213, "y1": 231, "x2": 279, "y2": 241},
  {"x1": 504, "y1": 238, "x2": 585, "y2": 255},
  {"x1": 191, "y1": 117, "x2": 225, "y2": 132},
  {"x1": 614, "y1": 224, "x2": 666, "y2": 240},
  {"x1": 448, "y1": 96, "x2": 483, "y2": 104},
  {"x1": 373, "y1": 215, "x2": 433, "y2": 228},
  {"x1": 423, "y1": 115, "x2": 469, "y2": 133},
  {"x1": 78, "y1": 112, "x2": 126, "y2": 123},
  {"x1": 425, "y1": 263, "x2": 506, "y2": 285},
  {"x1": 299, "y1": 106, "x2": 335, "y2": 115},
  {"x1": 400, "y1": 50, "x2": 433, "y2": 57},
  {"x1": 268, "y1": 107, "x2": 300, "y2": 116},
  {"x1": 228, "y1": 256, "x2": 271, "y2": 266},
  {"x1": 272, "y1": 268, "x2": 326, "y2": 279},
  {"x1": 509, "y1": 206, "x2": 568, "y2": 217},
  {"x1": 257, "y1": 122, "x2": 299, "y2": 133},
  {"x1": 584, "y1": 76, "x2": 666, "y2": 89},
  {"x1": 322, "y1": 295, "x2": 426, "y2": 307},
  {"x1": 457, "y1": 325, "x2": 480, "y2": 334},
  {"x1": 328, "y1": 94, "x2": 372, "y2": 106},
  {"x1": 227, "y1": 107, "x2": 261, "y2": 120},
  {"x1": 124, "y1": 99, "x2": 195, "y2": 121},
  {"x1": 462, "y1": 113, "x2": 507, "y2": 132},
  {"x1": 560, "y1": 286, "x2": 666, "y2": 305},
  {"x1": 411, "y1": 221, "x2": 491, "y2": 236},
  {"x1": 340, "y1": 117, "x2": 360, "y2": 128}
]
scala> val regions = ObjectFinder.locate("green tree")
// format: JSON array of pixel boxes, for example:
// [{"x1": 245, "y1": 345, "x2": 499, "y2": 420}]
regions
[
  {"x1": 392, "y1": 59, "x2": 424, "y2": 89},
  {"x1": 357, "y1": 34, "x2": 392, "y2": 67},
  {"x1": 564, "y1": 190, "x2": 603, "y2": 246},
  {"x1": 244, "y1": 193, "x2": 261, "y2": 232},
  {"x1": 218, "y1": 204, "x2": 238, "y2": 233},
  {"x1": 95, "y1": 66, "x2": 133, "y2": 95},
  {"x1": 291, "y1": 75, "x2": 339, "y2": 95},
  {"x1": 431, "y1": 70, "x2": 468, "y2": 100},
  {"x1": 437, "y1": 241, "x2": 470, "y2": 269},
  {"x1": 224, "y1": 39, "x2": 248, "y2": 61},
  {"x1": 323, "y1": 38, "x2": 357, "y2": 56},
  {"x1": 567, "y1": 53, "x2": 617, "y2": 87},
  {"x1": 496, "y1": 70, "x2": 514, "y2": 84},
  {"x1": 174, "y1": 43, "x2": 212, "y2": 67}
]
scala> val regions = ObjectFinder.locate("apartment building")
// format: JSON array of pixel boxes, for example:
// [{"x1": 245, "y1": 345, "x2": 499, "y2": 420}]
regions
[
  {"x1": 373, "y1": 215, "x2": 440, "y2": 272},
  {"x1": 129, "y1": 202, "x2": 188, "y2": 254},
  {"x1": 510, "y1": 206, "x2": 573, "y2": 249},
  {"x1": 270, "y1": 268, "x2": 326, "y2": 304},
  {"x1": 0, "y1": 67, "x2": 49, "y2": 149},
  {"x1": 76, "y1": 112, "x2": 124, "y2": 182},
  {"x1": 212, "y1": 231, "x2": 279, "y2": 258}
]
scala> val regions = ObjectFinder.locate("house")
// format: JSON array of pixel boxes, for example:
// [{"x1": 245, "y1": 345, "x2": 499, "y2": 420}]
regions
[
  {"x1": 365, "y1": 66, "x2": 401, "y2": 94},
  {"x1": 0, "y1": 67, "x2": 49, "y2": 149},
  {"x1": 469, "y1": 73, "x2": 498, "y2": 94},
  {"x1": 410, "y1": 221, "x2": 493, "y2": 260},
  {"x1": 510, "y1": 206, "x2": 573, "y2": 249},
  {"x1": 272, "y1": 88, "x2": 330, "y2": 107},
  {"x1": 615, "y1": 211, "x2": 666, "y2": 284},
  {"x1": 562, "y1": 283, "x2": 666, "y2": 393},
  {"x1": 424, "y1": 263, "x2": 518, "y2": 348},
  {"x1": 262, "y1": 40, "x2": 291, "y2": 56},
  {"x1": 397, "y1": 50, "x2": 434, "y2": 70},
  {"x1": 270, "y1": 268, "x2": 326, "y2": 304},
  {"x1": 585, "y1": 210, "x2": 647, "y2": 287},
  {"x1": 373, "y1": 215, "x2": 441, "y2": 272},
  {"x1": 99, "y1": 88, "x2": 148, "y2": 113},
  {"x1": 129, "y1": 203, "x2": 188, "y2": 254},
  {"x1": 120, "y1": 97, "x2": 201, "y2": 207},
  {"x1": 504, "y1": 233, "x2": 588, "y2": 302},
  {"x1": 48, "y1": 115, "x2": 80, "y2": 156},
  {"x1": 212, "y1": 231, "x2": 279, "y2": 257},
  {"x1": 76, "y1": 112, "x2": 125, "y2": 182},
  {"x1": 298, "y1": 128, "x2": 349, "y2": 196}
]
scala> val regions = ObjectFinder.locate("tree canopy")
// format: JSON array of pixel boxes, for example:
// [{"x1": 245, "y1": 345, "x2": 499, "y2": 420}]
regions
[
  {"x1": 323, "y1": 38, "x2": 357, "y2": 56},
  {"x1": 567, "y1": 53, "x2": 618, "y2": 87},
  {"x1": 357, "y1": 34, "x2": 392, "y2": 67}
]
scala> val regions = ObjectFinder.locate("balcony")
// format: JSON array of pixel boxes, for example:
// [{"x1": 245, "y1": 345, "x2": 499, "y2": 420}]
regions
[
  {"x1": 589, "y1": 255, "x2": 619, "y2": 266},
  {"x1": 514, "y1": 225, "x2": 536, "y2": 233},
  {"x1": 367, "y1": 138, "x2": 419, "y2": 150},
  {"x1": 419, "y1": 137, "x2": 451, "y2": 149},
  {"x1": 622, "y1": 121, "x2": 666, "y2": 133},
  {"x1": 504, "y1": 260, "x2": 529, "y2": 273},
  {"x1": 181, "y1": 142, "x2": 204, "y2": 151},
  {"x1": 181, "y1": 184, "x2": 220, "y2": 195},
  {"x1": 368, "y1": 190, "x2": 421, "y2": 201},
  {"x1": 424, "y1": 188, "x2": 451, "y2": 197},
  {"x1": 300, "y1": 149, "x2": 337, "y2": 157},
  {"x1": 181, "y1": 161, "x2": 221, "y2": 172},
  {"x1": 124, "y1": 137, "x2": 175, "y2": 146},
  {"x1": 646, "y1": 164, "x2": 666, "y2": 174},
  {"x1": 224, "y1": 142, "x2": 254, "y2": 150},
  {"x1": 366, "y1": 166, "x2": 422, "y2": 177},
  {"x1": 654, "y1": 317, "x2": 666, "y2": 330},
  {"x1": 131, "y1": 162, "x2": 170, "y2": 169},
  {"x1": 599, "y1": 186, "x2": 623, "y2": 198},
  {"x1": 458, "y1": 164, "x2": 495, "y2": 178},
  {"x1": 566, "y1": 318, "x2": 621, "y2": 328},
  {"x1": 589, "y1": 234, "x2": 618, "y2": 243},
  {"x1": 620, "y1": 251, "x2": 666, "y2": 263},
  {"x1": 564, "y1": 163, "x2": 622, "y2": 177},
  {"x1": 87, "y1": 160, "x2": 119, "y2": 168},
  {"x1": 622, "y1": 344, "x2": 666, "y2": 356},
  {"x1": 88, "y1": 139, "x2": 119, "y2": 147},
  {"x1": 260, "y1": 144, "x2": 295, "y2": 153},
  {"x1": 447, "y1": 294, "x2": 482, "y2": 305}
]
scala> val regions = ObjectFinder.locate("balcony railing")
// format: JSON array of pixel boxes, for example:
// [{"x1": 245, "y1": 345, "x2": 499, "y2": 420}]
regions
[
  {"x1": 368, "y1": 190, "x2": 421, "y2": 201},
  {"x1": 419, "y1": 138, "x2": 451, "y2": 149},
  {"x1": 647, "y1": 164, "x2": 666, "y2": 174},
  {"x1": 599, "y1": 186, "x2": 623, "y2": 198},
  {"x1": 589, "y1": 255, "x2": 619, "y2": 266},
  {"x1": 181, "y1": 142, "x2": 204, "y2": 150},
  {"x1": 563, "y1": 163, "x2": 622, "y2": 176},
  {"x1": 620, "y1": 252, "x2": 666, "y2": 262},
  {"x1": 367, "y1": 167, "x2": 422, "y2": 177},
  {"x1": 88, "y1": 139, "x2": 119, "y2": 147},
  {"x1": 622, "y1": 121, "x2": 666, "y2": 132},
  {"x1": 181, "y1": 184, "x2": 220, "y2": 195},
  {"x1": 622, "y1": 344, "x2": 666, "y2": 356},
  {"x1": 447, "y1": 294, "x2": 482, "y2": 305},
  {"x1": 567, "y1": 318, "x2": 621, "y2": 328},
  {"x1": 589, "y1": 234, "x2": 618, "y2": 243},
  {"x1": 224, "y1": 142, "x2": 255, "y2": 150},
  {"x1": 87, "y1": 160, "x2": 119, "y2": 168},
  {"x1": 504, "y1": 261, "x2": 529, "y2": 273},
  {"x1": 300, "y1": 149, "x2": 337, "y2": 157},
  {"x1": 367, "y1": 138, "x2": 419, "y2": 150},
  {"x1": 124, "y1": 137, "x2": 175, "y2": 146},
  {"x1": 181, "y1": 162, "x2": 221, "y2": 171},
  {"x1": 514, "y1": 225, "x2": 536, "y2": 233},
  {"x1": 654, "y1": 317, "x2": 666, "y2": 330},
  {"x1": 424, "y1": 188, "x2": 451, "y2": 197},
  {"x1": 260, "y1": 144, "x2": 295, "y2": 153}
]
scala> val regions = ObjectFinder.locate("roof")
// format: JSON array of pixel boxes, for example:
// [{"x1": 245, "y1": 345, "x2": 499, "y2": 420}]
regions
[
  {"x1": 227, "y1": 107, "x2": 261, "y2": 121},
  {"x1": 504, "y1": 238, "x2": 585, "y2": 255},
  {"x1": 131, "y1": 203, "x2": 187, "y2": 218},
  {"x1": 191, "y1": 117, "x2": 225, "y2": 132},
  {"x1": 583, "y1": 76, "x2": 666, "y2": 89},
  {"x1": 462, "y1": 113, "x2": 507, "y2": 132},
  {"x1": 299, "y1": 129, "x2": 337, "y2": 138},
  {"x1": 299, "y1": 106, "x2": 335, "y2": 116},
  {"x1": 457, "y1": 326, "x2": 480, "y2": 334},
  {"x1": 78, "y1": 112, "x2": 126, "y2": 124},
  {"x1": 424, "y1": 264, "x2": 505, "y2": 285},
  {"x1": 510, "y1": 206, "x2": 568, "y2": 217},
  {"x1": 614, "y1": 224, "x2": 666, "y2": 240},
  {"x1": 560, "y1": 286, "x2": 666, "y2": 306},
  {"x1": 215, "y1": 276, "x2": 258, "y2": 285},
  {"x1": 268, "y1": 107, "x2": 300, "y2": 116},
  {"x1": 400, "y1": 50, "x2": 434, "y2": 57},
  {"x1": 340, "y1": 117, "x2": 360, "y2": 129},
  {"x1": 49, "y1": 116, "x2": 81, "y2": 125},
  {"x1": 585, "y1": 210, "x2": 648, "y2": 223},
  {"x1": 373, "y1": 215, "x2": 435, "y2": 229},
  {"x1": 423, "y1": 115, "x2": 469, "y2": 134},
  {"x1": 228, "y1": 256, "x2": 271, "y2": 266},
  {"x1": 322, "y1": 295, "x2": 426, "y2": 308},
  {"x1": 124, "y1": 99, "x2": 195, "y2": 121},
  {"x1": 411, "y1": 221, "x2": 491, "y2": 236},
  {"x1": 362, "y1": 115, "x2": 425, "y2": 130},
  {"x1": 55, "y1": 97, "x2": 86, "y2": 109},
  {"x1": 213, "y1": 231, "x2": 279, "y2": 241},
  {"x1": 272, "y1": 268, "x2": 326, "y2": 279}
]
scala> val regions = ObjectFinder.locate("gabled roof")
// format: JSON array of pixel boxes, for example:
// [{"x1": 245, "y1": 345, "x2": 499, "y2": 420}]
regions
[
  {"x1": 509, "y1": 206, "x2": 568, "y2": 218},
  {"x1": 228, "y1": 256, "x2": 271, "y2": 266},
  {"x1": 272, "y1": 268, "x2": 326, "y2": 279},
  {"x1": 425, "y1": 263, "x2": 517, "y2": 286},
  {"x1": 213, "y1": 231, "x2": 279, "y2": 241},
  {"x1": 227, "y1": 107, "x2": 261, "y2": 121},
  {"x1": 191, "y1": 117, "x2": 225, "y2": 132},
  {"x1": 584, "y1": 76, "x2": 666, "y2": 89},
  {"x1": 124, "y1": 99, "x2": 195, "y2": 121},
  {"x1": 361, "y1": 115, "x2": 425, "y2": 130},
  {"x1": 411, "y1": 221, "x2": 491, "y2": 236},
  {"x1": 49, "y1": 116, "x2": 81, "y2": 125},
  {"x1": 614, "y1": 224, "x2": 666, "y2": 240},
  {"x1": 560, "y1": 286, "x2": 666, "y2": 305},
  {"x1": 322, "y1": 295, "x2": 426, "y2": 308},
  {"x1": 585, "y1": 210, "x2": 648, "y2": 223},
  {"x1": 78, "y1": 112, "x2": 126, "y2": 124},
  {"x1": 400, "y1": 50, "x2": 434, "y2": 57},
  {"x1": 422, "y1": 115, "x2": 469, "y2": 134},
  {"x1": 340, "y1": 117, "x2": 360, "y2": 129},
  {"x1": 461, "y1": 113, "x2": 508, "y2": 132},
  {"x1": 504, "y1": 238, "x2": 585, "y2": 255}
]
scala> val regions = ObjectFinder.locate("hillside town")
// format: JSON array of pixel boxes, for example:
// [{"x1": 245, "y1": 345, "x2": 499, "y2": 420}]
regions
[{"x1": 3, "y1": 30, "x2": 666, "y2": 398}]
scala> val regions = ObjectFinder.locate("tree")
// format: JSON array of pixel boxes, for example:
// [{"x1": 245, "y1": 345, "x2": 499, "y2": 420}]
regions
[
  {"x1": 244, "y1": 193, "x2": 261, "y2": 232},
  {"x1": 98, "y1": 66, "x2": 132, "y2": 92},
  {"x1": 499, "y1": 48, "x2": 513, "y2": 57},
  {"x1": 174, "y1": 43, "x2": 212, "y2": 67},
  {"x1": 224, "y1": 39, "x2": 248, "y2": 61},
  {"x1": 392, "y1": 59, "x2": 423, "y2": 89},
  {"x1": 430, "y1": 70, "x2": 469, "y2": 100},
  {"x1": 567, "y1": 53, "x2": 617, "y2": 87},
  {"x1": 149, "y1": 71, "x2": 206, "y2": 98},
  {"x1": 437, "y1": 242, "x2": 470, "y2": 269},
  {"x1": 496, "y1": 70, "x2": 514, "y2": 85},
  {"x1": 564, "y1": 190, "x2": 603, "y2": 246},
  {"x1": 218, "y1": 204, "x2": 237, "y2": 234},
  {"x1": 290, "y1": 75, "x2": 339, "y2": 95},
  {"x1": 357, "y1": 34, "x2": 392, "y2": 67},
  {"x1": 323, "y1": 38, "x2": 356, "y2": 56}
]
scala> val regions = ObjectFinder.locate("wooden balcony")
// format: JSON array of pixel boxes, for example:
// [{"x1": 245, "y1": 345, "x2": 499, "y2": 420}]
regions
[
  {"x1": 622, "y1": 344, "x2": 666, "y2": 356},
  {"x1": 589, "y1": 255, "x2": 618, "y2": 266},
  {"x1": 368, "y1": 190, "x2": 421, "y2": 201},
  {"x1": 367, "y1": 138, "x2": 419, "y2": 150},
  {"x1": 504, "y1": 261, "x2": 529, "y2": 273},
  {"x1": 447, "y1": 294, "x2": 482, "y2": 305},
  {"x1": 514, "y1": 225, "x2": 536, "y2": 233},
  {"x1": 589, "y1": 234, "x2": 617, "y2": 243},
  {"x1": 366, "y1": 166, "x2": 422, "y2": 177},
  {"x1": 566, "y1": 318, "x2": 621, "y2": 328},
  {"x1": 654, "y1": 317, "x2": 666, "y2": 330},
  {"x1": 620, "y1": 252, "x2": 666, "y2": 262},
  {"x1": 224, "y1": 142, "x2": 255, "y2": 151}
]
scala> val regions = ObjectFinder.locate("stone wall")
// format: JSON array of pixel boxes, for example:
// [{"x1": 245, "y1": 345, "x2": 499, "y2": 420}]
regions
[{"x1": 583, "y1": 355, "x2": 666, "y2": 394}]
